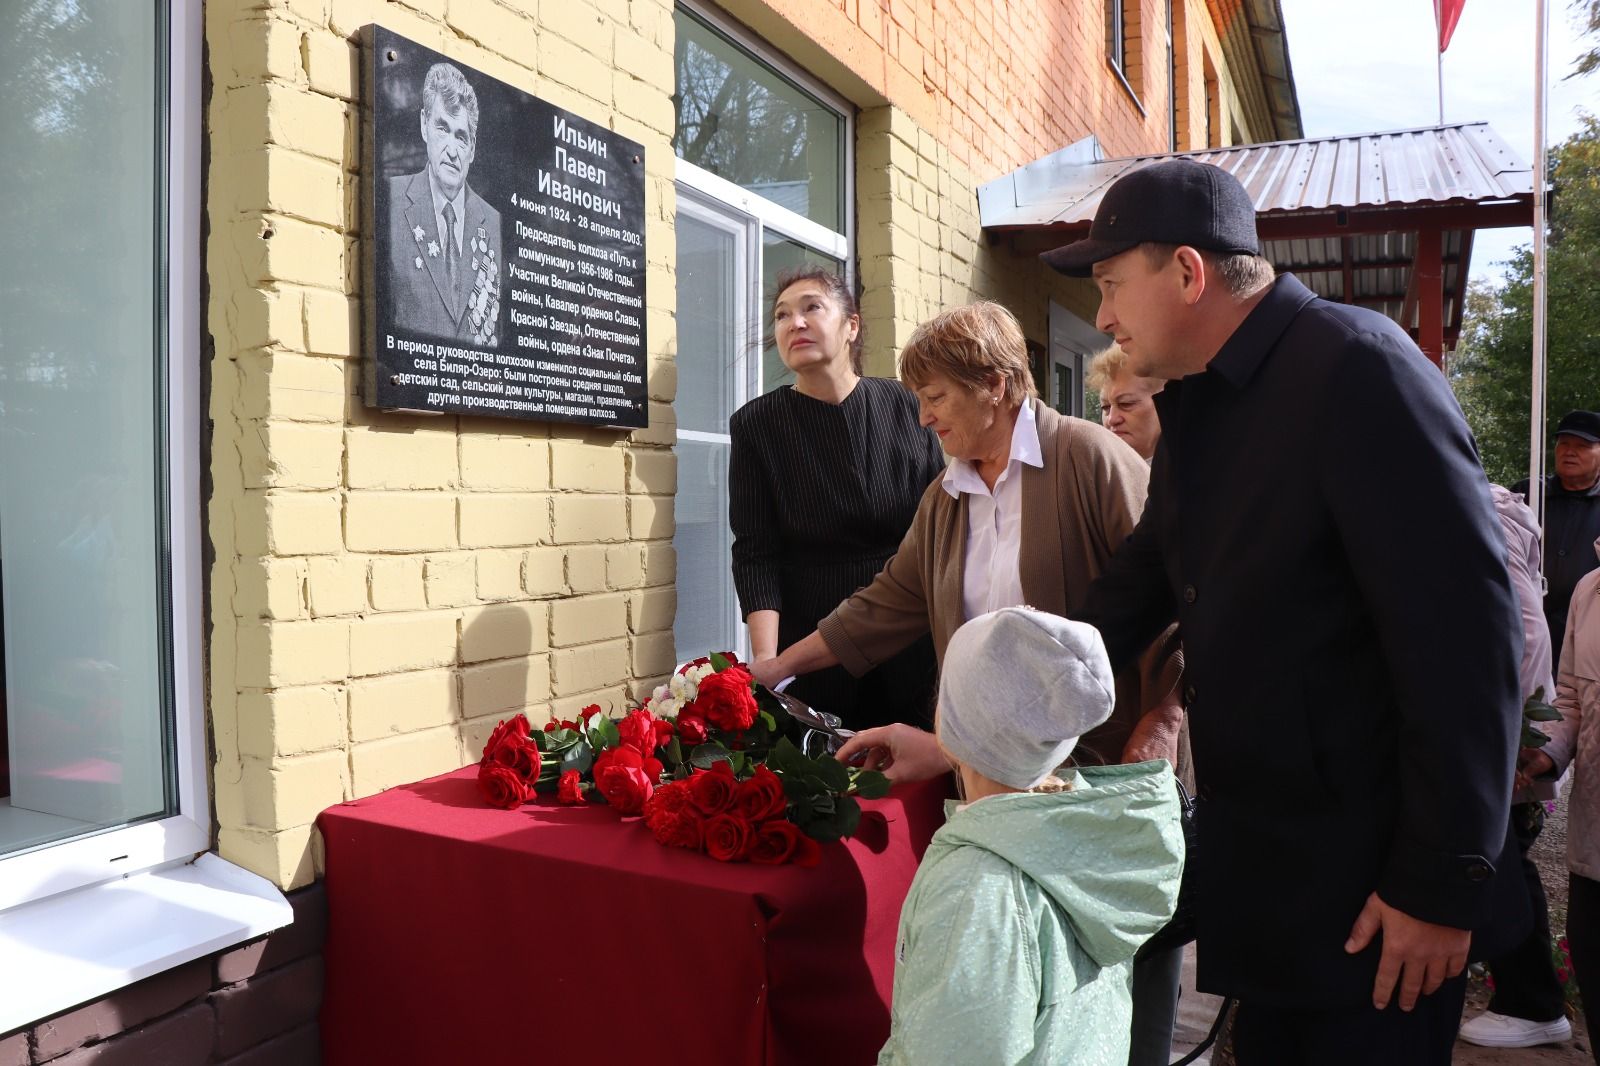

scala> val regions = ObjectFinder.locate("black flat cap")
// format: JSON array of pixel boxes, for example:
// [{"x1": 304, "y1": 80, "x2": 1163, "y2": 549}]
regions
[
  {"x1": 1041, "y1": 159, "x2": 1262, "y2": 277},
  {"x1": 1556, "y1": 410, "x2": 1600, "y2": 443}
]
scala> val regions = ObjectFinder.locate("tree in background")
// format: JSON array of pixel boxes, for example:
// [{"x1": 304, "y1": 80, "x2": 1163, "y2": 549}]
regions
[
  {"x1": 1575, "y1": 0, "x2": 1600, "y2": 77},
  {"x1": 1448, "y1": 114, "x2": 1600, "y2": 487}
]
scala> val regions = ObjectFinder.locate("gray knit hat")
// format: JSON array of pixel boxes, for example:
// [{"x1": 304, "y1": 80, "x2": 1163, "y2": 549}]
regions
[{"x1": 937, "y1": 607, "x2": 1116, "y2": 790}]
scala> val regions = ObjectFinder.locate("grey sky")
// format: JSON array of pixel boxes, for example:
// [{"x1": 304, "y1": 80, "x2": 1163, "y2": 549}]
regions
[{"x1": 1279, "y1": 0, "x2": 1596, "y2": 286}]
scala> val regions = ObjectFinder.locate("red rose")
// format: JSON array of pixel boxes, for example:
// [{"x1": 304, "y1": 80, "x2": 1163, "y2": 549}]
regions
[
  {"x1": 557, "y1": 769, "x2": 587, "y2": 805},
  {"x1": 484, "y1": 723, "x2": 540, "y2": 781},
  {"x1": 704, "y1": 812, "x2": 755, "y2": 862},
  {"x1": 675, "y1": 712, "x2": 709, "y2": 746},
  {"x1": 695, "y1": 666, "x2": 759, "y2": 732},
  {"x1": 650, "y1": 808, "x2": 704, "y2": 850},
  {"x1": 687, "y1": 760, "x2": 739, "y2": 815},
  {"x1": 749, "y1": 818, "x2": 810, "y2": 864},
  {"x1": 644, "y1": 779, "x2": 691, "y2": 819},
  {"x1": 593, "y1": 747, "x2": 658, "y2": 815},
  {"x1": 478, "y1": 764, "x2": 528, "y2": 810},
  {"x1": 733, "y1": 765, "x2": 788, "y2": 822},
  {"x1": 617, "y1": 708, "x2": 670, "y2": 758},
  {"x1": 482, "y1": 714, "x2": 531, "y2": 758},
  {"x1": 644, "y1": 782, "x2": 704, "y2": 850}
]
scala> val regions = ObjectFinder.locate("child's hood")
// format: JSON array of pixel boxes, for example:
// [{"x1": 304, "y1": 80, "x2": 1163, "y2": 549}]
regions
[{"x1": 933, "y1": 761, "x2": 1184, "y2": 967}]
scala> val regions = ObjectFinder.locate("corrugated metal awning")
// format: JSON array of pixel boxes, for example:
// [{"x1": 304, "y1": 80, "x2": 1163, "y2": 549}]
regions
[
  {"x1": 982, "y1": 123, "x2": 1535, "y2": 359},
  {"x1": 979, "y1": 122, "x2": 1532, "y2": 231}
]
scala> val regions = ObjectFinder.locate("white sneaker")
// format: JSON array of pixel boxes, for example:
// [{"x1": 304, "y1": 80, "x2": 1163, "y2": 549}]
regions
[{"x1": 1458, "y1": 1010, "x2": 1573, "y2": 1047}]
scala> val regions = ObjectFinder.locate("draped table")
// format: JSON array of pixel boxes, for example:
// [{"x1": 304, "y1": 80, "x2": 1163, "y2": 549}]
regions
[{"x1": 318, "y1": 766, "x2": 950, "y2": 1065}]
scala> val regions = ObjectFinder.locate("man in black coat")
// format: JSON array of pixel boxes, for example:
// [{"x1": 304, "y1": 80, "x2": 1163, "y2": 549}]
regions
[
  {"x1": 1045, "y1": 160, "x2": 1526, "y2": 1063},
  {"x1": 1514, "y1": 409, "x2": 1600, "y2": 646}
]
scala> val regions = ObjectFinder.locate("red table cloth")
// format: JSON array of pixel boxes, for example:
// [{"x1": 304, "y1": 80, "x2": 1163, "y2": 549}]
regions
[{"x1": 318, "y1": 766, "x2": 950, "y2": 1066}]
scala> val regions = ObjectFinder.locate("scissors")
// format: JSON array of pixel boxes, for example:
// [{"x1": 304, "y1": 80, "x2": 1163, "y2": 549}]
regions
[{"x1": 768, "y1": 677, "x2": 856, "y2": 757}]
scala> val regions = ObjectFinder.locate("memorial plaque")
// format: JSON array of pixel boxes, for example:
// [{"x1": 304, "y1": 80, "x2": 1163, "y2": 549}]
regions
[{"x1": 362, "y1": 26, "x2": 648, "y2": 428}]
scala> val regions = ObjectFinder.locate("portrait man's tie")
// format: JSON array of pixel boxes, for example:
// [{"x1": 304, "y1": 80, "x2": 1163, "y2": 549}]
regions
[{"x1": 442, "y1": 202, "x2": 458, "y2": 296}]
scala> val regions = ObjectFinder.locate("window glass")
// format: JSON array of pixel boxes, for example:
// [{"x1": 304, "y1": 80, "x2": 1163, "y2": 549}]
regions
[
  {"x1": 0, "y1": 1, "x2": 173, "y2": 857},
  {"x1": 760, "y1": 236, "x2": 842, "y2": 393},
  {"x1": 672, "y1": 212, "x2": 742, "y2": 661},
  {"x1": 673, "y1": 9, "x2": 844, "y2": 232}
]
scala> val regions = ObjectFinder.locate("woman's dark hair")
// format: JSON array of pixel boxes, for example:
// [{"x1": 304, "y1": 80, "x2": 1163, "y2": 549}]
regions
[{"x1": 767, "y1": 267, "x2": 864, "y2": 374}]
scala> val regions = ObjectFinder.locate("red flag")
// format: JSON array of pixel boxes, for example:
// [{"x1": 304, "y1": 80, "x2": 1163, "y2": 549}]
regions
[{"x1": 1435, "y1": 0, "x2": 1466, "y2": 52}]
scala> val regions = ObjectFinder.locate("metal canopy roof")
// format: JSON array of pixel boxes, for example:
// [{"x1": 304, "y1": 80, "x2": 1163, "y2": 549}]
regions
[
  {"x1": 981, "y1": 123, "x2": 1535, "y2": 357},
  {"x1": 980, "y1": 123, "x2": 1532, "y2": 230}
]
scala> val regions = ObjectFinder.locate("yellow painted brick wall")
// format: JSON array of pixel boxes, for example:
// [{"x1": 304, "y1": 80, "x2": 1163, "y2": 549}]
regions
[
  {"x1": 854, "y1": 104, "x2": 1099, "y2": 378},
  {"x1": 206, "y1": 0, "x2": 677, "y2": 890}
]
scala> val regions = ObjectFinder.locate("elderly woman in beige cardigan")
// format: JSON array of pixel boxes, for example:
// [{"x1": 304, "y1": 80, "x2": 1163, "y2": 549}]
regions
[
  {"x1": 746, "y1": 300, "x2": 1183, "y2": 781},
  {"x1": 748, "y1": 301, "x2": 1187, "y2": 1066}
]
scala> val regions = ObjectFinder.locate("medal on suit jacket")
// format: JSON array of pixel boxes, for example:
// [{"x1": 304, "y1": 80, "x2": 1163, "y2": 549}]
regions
[{"x1": 467, "y1": 238, "x2": 500, "y2": 347}]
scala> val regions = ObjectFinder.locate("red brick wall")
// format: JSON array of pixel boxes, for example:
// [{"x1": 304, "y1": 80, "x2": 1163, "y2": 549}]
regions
[{"x1": 754, "y1": 0, "x2": 1173, "y2": 177}]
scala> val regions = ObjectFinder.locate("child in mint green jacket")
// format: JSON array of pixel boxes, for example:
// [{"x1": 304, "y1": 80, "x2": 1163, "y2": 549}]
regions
[{"x1": 878, "y1": 607, "x2": 1184, "y2": 1066}]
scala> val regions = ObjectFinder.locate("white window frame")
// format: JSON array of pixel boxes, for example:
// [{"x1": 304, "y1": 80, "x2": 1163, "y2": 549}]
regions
[
  {"x1": 0, "y1": 0, "x2": 289, "y2": 1032},
  {"x1": 672, "y1": 188, "x2": 759, "y2": 661},
  {"x1": 675, "y1": 0, "x2": 855, "y2": 275},
  {"x1": 671, "y1": 2, "x2": 856, "y2": 664}
]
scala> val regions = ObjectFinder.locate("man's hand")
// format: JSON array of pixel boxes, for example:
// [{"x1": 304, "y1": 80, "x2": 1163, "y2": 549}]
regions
[
  {"x1": 834, "y1": 724, "x2": 948, "y2": 783},
  {"x1": 1344, "y1": 892, "x2": 1470, "y2": 1011},
  {"x1": 1121, "y1": 702, "x2": 1183, "y2": 765},
  {"x1": 1514, "y1": 748, "x2": 1556, "y2": 793}
]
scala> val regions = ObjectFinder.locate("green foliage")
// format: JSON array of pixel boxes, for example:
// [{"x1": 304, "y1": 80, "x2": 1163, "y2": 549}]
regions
[
  {"x1": 688, "y1": 742, "x2": 734, "y2": 770},
  {"x1": 1522, "y1": 686, "x2": 1564, "y2": 748},
  {"x1": 1449, "y1": 115, "x2": 1600, "y2": 486},
  {"x1": 762, "y1": 737, "x2": 887, "y2": 841},
  {"x1": 1573, "y1": 0, "x2": 1600, "y2": 79},
  {"x1": 588, "y1": 715, "x2": 620, "y2": 753}
]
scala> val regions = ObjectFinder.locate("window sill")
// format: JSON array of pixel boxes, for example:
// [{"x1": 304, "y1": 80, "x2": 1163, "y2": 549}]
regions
[
  {"x1": 0, "y1": 852, "x2": 292, "y2": 1034},
  {"x1": 1107, "y1": 57, "x2": 1148, "y2": 118}
]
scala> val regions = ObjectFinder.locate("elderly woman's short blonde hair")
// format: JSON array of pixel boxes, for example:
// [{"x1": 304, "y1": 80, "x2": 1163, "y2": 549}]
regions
[
  {"x1": 898, "y1": 301, "x2": 1039, "y2": 406},
  {"x1": 1085, "y1": 343, "x2": 1130, "y2": 393}
]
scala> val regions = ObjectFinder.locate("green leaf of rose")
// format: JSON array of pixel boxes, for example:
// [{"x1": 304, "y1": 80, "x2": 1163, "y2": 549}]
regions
[
  {"x1": 834, "y1": 796, "x2": 862, "y2": 839},
  {"x1": 709, "y1": 651, "x2": 732, "y2": 672},
  {"x1": 558, "y1": 743, "x2": 593, "y2": 776},
  {"x1": 765, "y1": 736, "x2": 806, "y2": 777},
  {"x1": 851, "y1": 769, "x2": 891, "y2": 799},
  {"x1": 812, "y1": 753, "x2": 851, "y2": 793},
  {"x1": 689, "y1": 742, "x2": 734, "y2": 770}
]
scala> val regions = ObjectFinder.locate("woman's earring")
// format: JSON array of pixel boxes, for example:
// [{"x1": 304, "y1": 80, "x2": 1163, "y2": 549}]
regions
[{"x1": 990, "y1": 394, "x2": 1000, "y2": 406}]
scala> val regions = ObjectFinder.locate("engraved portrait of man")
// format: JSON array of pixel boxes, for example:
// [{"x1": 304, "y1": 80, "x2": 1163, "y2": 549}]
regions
[{"x1": 385, "y1": 62, "x2": 502, "y2": 345}]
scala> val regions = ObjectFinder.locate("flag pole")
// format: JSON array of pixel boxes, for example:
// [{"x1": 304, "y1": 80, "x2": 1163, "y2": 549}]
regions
[
  {"x1": 1529, "y1": 0, "x2": 1550, "y2": 533},
  {"x1": 1435, "y1": 0, "x2": 1445, "y2": 124}
]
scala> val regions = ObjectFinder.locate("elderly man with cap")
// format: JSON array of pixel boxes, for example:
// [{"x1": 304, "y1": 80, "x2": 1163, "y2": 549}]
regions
[
  {"x1": 877, "y1": 607, "x2": 1183, "y2": 1066},
  {"x1": 1515, "y1": 410, "x2": 1600, "y2": 650},
  {"x1": 1049, "y1": 159, "x2": 1526, "y2": 1062},
  {"x1": 842, "y1": 159, "x2": 1526, "y2": 1063}
]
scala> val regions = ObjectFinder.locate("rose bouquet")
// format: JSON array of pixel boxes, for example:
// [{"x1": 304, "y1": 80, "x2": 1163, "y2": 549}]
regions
[{"x1": 476, "y1": 652, "x2": 890, "y2": 865}]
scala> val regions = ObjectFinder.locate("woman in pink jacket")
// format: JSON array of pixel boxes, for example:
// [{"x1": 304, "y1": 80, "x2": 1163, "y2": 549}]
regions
[{"x1": 1528, "y1": 533, "x2": 1600, "y2": 1059}]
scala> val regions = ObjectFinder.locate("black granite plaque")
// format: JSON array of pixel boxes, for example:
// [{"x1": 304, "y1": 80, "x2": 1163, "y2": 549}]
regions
[{"x1": 362, "y1": 26, "x2": 648, "y2": 428}]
